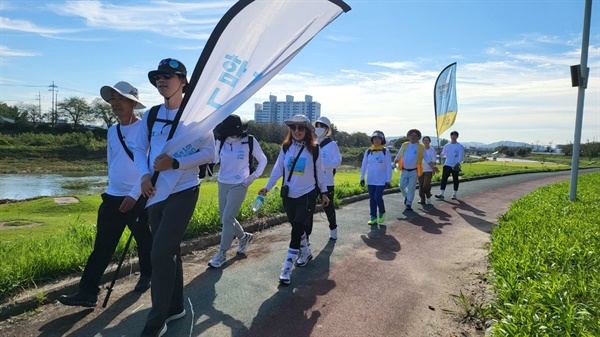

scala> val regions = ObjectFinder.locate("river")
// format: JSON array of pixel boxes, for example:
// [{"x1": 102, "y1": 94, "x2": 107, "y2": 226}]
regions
[{"x1": 0, "y1": 173, "x2": 107, "y2": 201}]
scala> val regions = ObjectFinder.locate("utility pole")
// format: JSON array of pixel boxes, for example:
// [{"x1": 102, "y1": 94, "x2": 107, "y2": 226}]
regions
[
  {"x1": 48, "y1": 81, "x2": 58, "y2": 126},
  {"x1": 35, "y1": 91, "x2": 43, "y2": 123},
  {"x1": 569, "y1": 0, "x2": 592, "y2": 201}
]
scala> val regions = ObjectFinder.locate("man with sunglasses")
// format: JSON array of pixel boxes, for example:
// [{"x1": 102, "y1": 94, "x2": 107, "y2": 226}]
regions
[{"x1": 135, "y1": 58, "x2": 215, "y2": 337}]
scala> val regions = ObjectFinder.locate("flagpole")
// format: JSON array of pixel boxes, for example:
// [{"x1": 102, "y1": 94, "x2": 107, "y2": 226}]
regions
[{"x1": 569, "y1": 0, "x2": 591, "y2": 201}]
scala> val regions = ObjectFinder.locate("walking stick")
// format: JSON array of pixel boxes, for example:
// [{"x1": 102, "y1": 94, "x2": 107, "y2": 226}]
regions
[{"x1": 102, "y1": 196, "x2": 149, "y2": 308}]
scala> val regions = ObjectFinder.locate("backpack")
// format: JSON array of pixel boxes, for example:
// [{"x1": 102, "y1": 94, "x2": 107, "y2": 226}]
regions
[
  {"x1": 367, "y1": 148, "x2": 387, "y2": 156},
  {"x1": 215, "y1": 135, "x2": 256, "y2": 175},
  {"x1": 146, "y1": 105, "x2": 213, "y2": 178}
]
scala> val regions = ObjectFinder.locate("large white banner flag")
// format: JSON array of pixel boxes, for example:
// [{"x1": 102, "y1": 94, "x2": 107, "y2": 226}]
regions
[
  {"x1": 434, "y1": 62, "x2": 458, "y2": 139},
  {"x1": 147, "y1": 0, "x2": 351, "y2": 206}
]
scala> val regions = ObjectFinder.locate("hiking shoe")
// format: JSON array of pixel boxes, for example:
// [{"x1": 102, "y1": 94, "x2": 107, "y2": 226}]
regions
[
  {"x1": 405, "y1": 205, "x2": 413, "y2": 211},
  {"x1": 279, "y1": 258, "x2": 294, "y2": 285},
  {"x1": 377, "y1": 213, "x2": 386, "y2": 224},
  {"x1": 166, "y1": 308, "x2": 186, "y2": 324},
  {"x1": 236, "y1": 232, "x2": 253, "y2": 254},
  {"x1": 367, "y1": 217, "x2": 377, "y2": 225},
  {"x1": 435, "y1": 194, "x2": 444, "y2": 200},
  {"x1": 141, "y1": 323, "x2": 167, "y2": 337},
  {"x1": 296, "y1": 247, "x2": 313, "y2": 267},
  {"x1": 134, "y1": 275, "x2": 151, "y2": 292},
  {"x1": 208, "y1": 250, "x2": 227, "y2": 268},
  {"x1": 57, "y1": 291, "x2": 97, "y2": 307},
  {"x1": 329, "y1": 228, "x2": 337, "y2": 240}
]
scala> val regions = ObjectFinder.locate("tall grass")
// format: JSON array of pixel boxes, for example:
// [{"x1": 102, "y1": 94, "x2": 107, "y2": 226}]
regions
[{"x1": 489, "y1": 172, "x2": 600, "y2": 336}]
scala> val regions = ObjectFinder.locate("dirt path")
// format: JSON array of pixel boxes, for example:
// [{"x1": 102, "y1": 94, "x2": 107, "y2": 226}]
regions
[{"x1": 0, "y1": 171, "x2": 578, "y2": 336}]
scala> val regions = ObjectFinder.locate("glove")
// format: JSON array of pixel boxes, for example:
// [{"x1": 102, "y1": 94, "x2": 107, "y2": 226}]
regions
[
  {"x1": 242, "y1": 175, "x2": 256, "y2": 188},
  {"x1": 384, "y1": 182, "x2": 391, "y2": 189},
  {"x1": 360, "y1": 179, "x2": 365, "y2": 187}
]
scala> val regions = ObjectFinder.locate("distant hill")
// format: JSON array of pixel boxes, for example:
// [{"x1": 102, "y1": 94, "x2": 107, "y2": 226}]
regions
[{"x1": 386, "y1": 137, "x2": 533, "y2": 150}]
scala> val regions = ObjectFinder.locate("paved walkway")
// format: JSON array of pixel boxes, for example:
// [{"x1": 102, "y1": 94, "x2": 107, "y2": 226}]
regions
[{"x1": 0, "y1": 169, "x2": 596, "y2": 337}]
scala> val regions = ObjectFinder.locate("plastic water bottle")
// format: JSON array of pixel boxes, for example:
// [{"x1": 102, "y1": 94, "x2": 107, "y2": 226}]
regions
[
  {"x1": 252, "y1": 195, "x2": 265, "y2": 212},
  {"x1": 392, "y1": 163, "x2": 399, "y2": 172}
]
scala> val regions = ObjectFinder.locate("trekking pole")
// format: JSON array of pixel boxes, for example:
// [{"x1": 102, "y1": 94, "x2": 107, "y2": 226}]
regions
[{"x1": 102, "y1": 227, "x2": 135, "y2": 308}]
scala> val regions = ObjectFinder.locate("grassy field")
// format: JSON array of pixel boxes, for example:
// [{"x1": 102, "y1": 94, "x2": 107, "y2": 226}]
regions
[
  {"x1": 0, "y1": 160, "x2": 592, "y2": 308},
  {"x1": 488, "y1": 172, "x2": 600, "y2": 336}
]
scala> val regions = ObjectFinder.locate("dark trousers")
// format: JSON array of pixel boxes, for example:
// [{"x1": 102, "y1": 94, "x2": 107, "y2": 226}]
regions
[
  {"x1": 283, "y1": 188, "x2": 317, "y2": 249},
  {"x1": 322, "y1": 185, "x2": 337, "y2": 230},
  {"x1": 79, "y1": 193, "x2": 152, "y2": 296},
  {"x1": 418, "y1": 172, "x2": 433, "y2": 202},
  {"x1": 440, "y1": 165, "x2": 460, "y2": 191},
  {"x1": 145, "y1": 186, "x2": 199, "y2": 329}
]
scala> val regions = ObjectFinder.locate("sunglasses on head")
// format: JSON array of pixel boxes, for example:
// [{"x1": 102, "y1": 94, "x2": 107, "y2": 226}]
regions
[
  {"x1": 289, "y1": 125, "x2": 305, "y2": 131},
  {"x1": 153, "y1": 73, "x2": 175, "y2": 81},
  {"x1": 159, "y1": 59, "x2": 180, "y2": 69}
]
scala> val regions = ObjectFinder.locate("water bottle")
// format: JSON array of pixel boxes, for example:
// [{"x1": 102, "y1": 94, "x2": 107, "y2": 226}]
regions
[
  {"x1": 252, "y1": 195, "x2": 265, "y2": 212},
  {"x1": 392, "y1": 163, "x2": 399, "y2": 172}
]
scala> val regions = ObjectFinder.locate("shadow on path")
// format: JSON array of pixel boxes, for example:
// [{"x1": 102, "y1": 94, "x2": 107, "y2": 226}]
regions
[
  {"x1": 38, "y1": 308, "x2": 93, "y2": 337},
  {"x1": 361, "y1": 225, "x2": 401, "y2": 260},
  {"x1": 243, "y1": 240, "x2": 337, "y2": 337}
]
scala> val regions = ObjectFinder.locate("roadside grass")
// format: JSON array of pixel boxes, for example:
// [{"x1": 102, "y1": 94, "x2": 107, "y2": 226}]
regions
[
  {"x1": 488, "y1": 172, "x2": 600, "y2": 336},
  {"x1": 0, "y1": 161, "x2": 592, "y2": 307}
]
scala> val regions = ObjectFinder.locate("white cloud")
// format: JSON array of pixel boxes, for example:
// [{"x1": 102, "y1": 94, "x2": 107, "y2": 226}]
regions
[{"x1": 0, "y1": 45, "x2": 38, "y2": 57}]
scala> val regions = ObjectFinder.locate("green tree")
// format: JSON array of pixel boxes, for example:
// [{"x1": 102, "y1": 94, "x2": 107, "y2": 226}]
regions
[
  {"x1": 16, "y1": 102, "x2": 43, "y2": 124},
  {"x1": 90, "y1": 98, "x2": 116, "y2": 127},
  {"x1": 0, "y1": 102, "x2": 22, "y2": 122},
  {"x1": 57, "y1": 97, "x2": 91, "y2": 128}
]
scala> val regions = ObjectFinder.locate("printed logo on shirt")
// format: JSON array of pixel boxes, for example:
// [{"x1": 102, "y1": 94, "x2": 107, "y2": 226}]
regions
[
  {"x1": 286, "y1": 156, "x2": 307, "y2": 176},
  {"x1": 236, "y1": 150, "x2": 246, "y2": 160}
]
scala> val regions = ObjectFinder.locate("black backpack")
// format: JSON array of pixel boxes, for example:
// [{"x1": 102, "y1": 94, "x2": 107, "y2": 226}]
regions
[
  {"x1": 213, "y1": 135, "x2": 256, "y2": 177},
  {"x1": 146, "y1": 105, "x2": 216, "y2": 179}
]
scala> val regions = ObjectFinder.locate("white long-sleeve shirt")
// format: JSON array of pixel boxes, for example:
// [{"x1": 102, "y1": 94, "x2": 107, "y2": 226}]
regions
[
  {"x1": 134, "y1": 104, "x2": 215, "y2": 196},
  {"x1": 360, "y1": 148, "x2": 392, "y2": 186},
  {"x1": 214, "y1": 136, "x2": 267, "y2": 184},
  {"x1": 317, "y1": 137, "x2": 342, "y2": 187},
  {"x1": 394, "y1": 142, "x2": 435, "y2": 170},
  {"x1": 422, "y1": 147, "x2": 438, "y2": 173},
  {"x1": 265, "y1": 142, "x2": 328, "y2": 198},
  {"x1": 441, "y1": 142, "x2": 464, "y2": 167},
  {"x1": 106, "y1": 121, "x2": 142, "y2": 199}
]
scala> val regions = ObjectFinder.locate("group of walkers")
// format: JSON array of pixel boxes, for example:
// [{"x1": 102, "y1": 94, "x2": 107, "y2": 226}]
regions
[
  {"x1": 360, "y1": 128, "x2": 464, "y2": 223},
  {"x1": 55, "y1": 56, "x2": 464, "y2": 337}
]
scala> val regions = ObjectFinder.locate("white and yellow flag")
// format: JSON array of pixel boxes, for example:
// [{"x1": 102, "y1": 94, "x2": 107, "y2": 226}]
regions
[
  {"x1": 434, "y1": 62, "x2": 458, "y2": 138},
  {"x1": 148, "y1": 0, "x2": 351, "y2": 206}
]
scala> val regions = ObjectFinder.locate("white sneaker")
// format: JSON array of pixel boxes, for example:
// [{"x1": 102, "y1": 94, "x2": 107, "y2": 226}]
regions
[
  {"x1": 208, "y1": 250, "x2": 226, "y2": 268},
  {"x1": 296, "y1": 243, "x2": 313, "y2": 267},
  {"x1": 329, "y1": 228, "x2": 338, "y2": 240},
  {"x1": 451, "y1": 193, "x2": 457, "y2": 200},
  {"x1": 426, "y1": 197, "x2": 431, "y2": 205},
  {"x1": 236, "y1": 232, "x2": 253, "y2": 254},
  {"x1": 279, "y1": 251, "x2": 298, "y2": 285}
]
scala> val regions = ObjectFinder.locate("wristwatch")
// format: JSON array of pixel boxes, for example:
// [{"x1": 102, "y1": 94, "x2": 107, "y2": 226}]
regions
[{"x1": 172, "y1": 158, "x2": 180, "y2": 169}]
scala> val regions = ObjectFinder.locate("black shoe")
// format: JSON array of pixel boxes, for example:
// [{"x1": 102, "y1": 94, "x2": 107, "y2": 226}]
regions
[
  {"x1": 140, "y1": 323, "x2": 167, "y2": 337},
  {"x1": 435, "y1": 194, "x2": 444, "y2": 200},
  {"x1": 135, "y1": 276, "x2": 151, "y2": 292},
  {"x1": 58, "y1": 291, "x2": 97, "y2": 307},
  {"x1": 166, "y1": 308, "x2": 186, "y2": 323},
  {"x1": 405, "y1": 205, "x2": 413, "y2": 211}
]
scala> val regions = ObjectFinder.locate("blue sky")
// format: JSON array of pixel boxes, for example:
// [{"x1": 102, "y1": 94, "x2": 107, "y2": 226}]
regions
[{"x1": 1, "y1": 0, "x2": 599, "y2": 146}]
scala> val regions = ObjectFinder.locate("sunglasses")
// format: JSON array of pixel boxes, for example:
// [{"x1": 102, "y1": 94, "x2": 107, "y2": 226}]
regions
[
  {"x1": 289, "y1": 125, "x2": 306, "y2": 132},
  {"x1": 153, "y1": 73, "x2": 175, "y2": 81},
  {"x1": 159, "y1": 59, "x2": 180, "y2": 69}
]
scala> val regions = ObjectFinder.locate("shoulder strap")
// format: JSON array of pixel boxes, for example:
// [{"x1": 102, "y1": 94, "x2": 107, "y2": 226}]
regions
[
  {"x1": 312, "y1": 146, "x2": 319, "y2": 189},
  {"x1": 146, "y1": 105, "x2": 161, "y2": 142},
  {"x1": 116, "y1": 124, "x2": 134, "y2": 161},
  {"x1": 319, "y1": 137, "x2": 332, "y2": 148},
  {"x1": 248, "y1": 135, "x2": 255, "y2": 174},
  {"x1": 367, "y1": 148, "x2": 372, "y2": 156}
]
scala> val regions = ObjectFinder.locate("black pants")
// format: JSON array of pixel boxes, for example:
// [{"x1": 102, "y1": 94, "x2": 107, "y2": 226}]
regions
[
  {"x1": 283, "y1": 188, "x2": 317, "y2": 249},
  {"x1": 322, "y1": 186, "x2": 336, "y2": 230},
  {"x1": 79, "y1": 193, "x2": 152, "y2": 295},
  {"x1": 440, "y1": 165, "x2": 460, "y2": 191}
]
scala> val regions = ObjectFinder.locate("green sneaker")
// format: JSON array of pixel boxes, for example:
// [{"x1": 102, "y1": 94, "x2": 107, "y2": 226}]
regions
[
  {"x1": 377, "y1": 213, "x2": 385, "y2": 224},
  {"x1": 367, "y1": 217, "x2": 377, "y2": 225}
]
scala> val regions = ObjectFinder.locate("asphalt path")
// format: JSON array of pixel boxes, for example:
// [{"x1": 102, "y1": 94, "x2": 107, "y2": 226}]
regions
[{"x1": 1, "y1": 169, "x2": 598, "y2": 337}]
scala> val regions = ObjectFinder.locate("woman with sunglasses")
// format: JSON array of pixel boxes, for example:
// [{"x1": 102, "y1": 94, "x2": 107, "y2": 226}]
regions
[{"x1": 258, "y1": 114, "x2": 330, "y2": 285}]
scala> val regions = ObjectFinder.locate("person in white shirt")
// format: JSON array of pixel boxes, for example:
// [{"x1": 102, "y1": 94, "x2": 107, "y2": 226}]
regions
[
  {"x1": 136, "y1": 58, "x2": 215, "y2": 337},
  {"x1": 435, "y1": 130, "x2": 465, "y2": 200},
  {"x1": 360, "y1": 131, "x2": 392, "y2": 225},
  {"x1": 208, "y1": 114, "x2": 267, "y2": 268},
  {"x1": 258, "y1": 114, "x2": 330, "y2": 285},
  {"x1": 394, "y1": 129, "x2": 437, "y2": 211},
  {"x1": 58, "y1": 81, "x2": 152, "y2": 308},
  {"x1": 313, "y1": 116, "x2": 342, "y2": 240},
  {"x1": 418, "y1": 136, "x2": 438, "y2": 205}
]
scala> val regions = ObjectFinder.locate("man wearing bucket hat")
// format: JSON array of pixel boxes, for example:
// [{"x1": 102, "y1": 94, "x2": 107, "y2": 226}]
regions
[
  {"x1": 58, "y1": 81, "x2": 153, "y2": 308},
  {"x1": 258, "y1": 114, "x2": 329, "y2": 285},
  {"x1": 136, "y1": 58, "x2": 215, "y2": 337},
  {"x1": 394, "y1": 129, "x2": 437, "y2": 211},
  {"x1": 313, "y1": 116, "x2": 342, "y2": 240}
]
